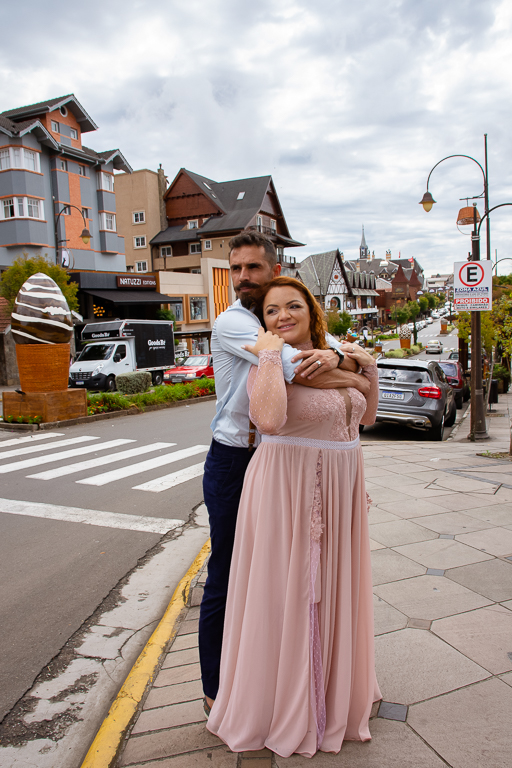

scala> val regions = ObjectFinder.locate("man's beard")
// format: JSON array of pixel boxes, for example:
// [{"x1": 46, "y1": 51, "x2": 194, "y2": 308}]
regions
[{"x1": 236, "y1": 283, "x2": 259, "y2": 309}]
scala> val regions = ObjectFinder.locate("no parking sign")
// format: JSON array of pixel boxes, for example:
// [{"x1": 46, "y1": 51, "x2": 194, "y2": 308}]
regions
[{"x1": 453, "y1": 261, "x2": 492, "y2": 311}]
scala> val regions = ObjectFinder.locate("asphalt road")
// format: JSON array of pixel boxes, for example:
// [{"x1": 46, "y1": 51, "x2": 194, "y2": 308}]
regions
[{"x1": 0, "y1": 399, "x2": 216, "y2": 721}]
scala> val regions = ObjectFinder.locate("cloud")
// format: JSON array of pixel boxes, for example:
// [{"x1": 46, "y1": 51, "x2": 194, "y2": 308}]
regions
[{"x1": 2, "y1": 0, "x2": 512, "y2": 275}]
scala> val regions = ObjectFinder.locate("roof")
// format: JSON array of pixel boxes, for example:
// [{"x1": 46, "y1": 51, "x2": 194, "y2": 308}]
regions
[
  {"x1": 1, "y1": 94, "x2": 98, "y2": 133},
  {"x1": 81, "y1": 289, "x2": 173, "y2": 305},
  {"x1": 297, "y1": 250, "x2": 338, "y2": 296}
]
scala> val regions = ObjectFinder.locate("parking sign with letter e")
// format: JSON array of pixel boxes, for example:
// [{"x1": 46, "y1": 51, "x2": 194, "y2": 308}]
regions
[{"x1": 453, "y1": 260, "x2": 492, "y2": 311}]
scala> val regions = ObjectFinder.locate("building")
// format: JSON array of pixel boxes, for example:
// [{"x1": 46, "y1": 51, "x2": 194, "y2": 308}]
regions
[
  {"x1": 115, "y1": 166, "x2": 168, "y2": 274},
  {"x1": 425, "y1": 273, "x2": 453, "y2": 294},
  {"x1": 0, "y1": 94, "x2": 131, "y2": 273}
]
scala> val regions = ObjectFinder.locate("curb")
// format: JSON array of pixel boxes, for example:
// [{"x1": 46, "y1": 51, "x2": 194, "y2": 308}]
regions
[
  {"x1": 0, "y1": 393, "x2": 217, "y2": 432},
  {"x1": 79, "y1": 540, "x2": 211, "y2": 768}
]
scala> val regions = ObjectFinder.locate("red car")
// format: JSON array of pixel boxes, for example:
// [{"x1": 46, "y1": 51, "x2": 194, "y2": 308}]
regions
[
  {"x1": 164, "y1": 354, "x2": 214, "y2": 384},
  {"x1": 439, "y1": 360, "x2": 469, "y2": 409}
]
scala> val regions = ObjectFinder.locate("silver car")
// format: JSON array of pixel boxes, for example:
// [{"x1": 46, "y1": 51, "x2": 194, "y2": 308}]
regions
[{"x1": 371, "y1": 359, "x2": 456, "y2": 440}]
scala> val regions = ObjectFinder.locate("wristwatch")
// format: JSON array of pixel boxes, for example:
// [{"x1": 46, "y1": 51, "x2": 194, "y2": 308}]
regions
[{"x1": 331, "y1": 347, "x2": 345, "y2": 367}]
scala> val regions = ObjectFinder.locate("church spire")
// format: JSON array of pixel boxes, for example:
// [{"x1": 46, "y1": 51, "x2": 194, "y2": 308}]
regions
[{"x1": 360, "y1": 225, "x2": 369, "y2": 259}]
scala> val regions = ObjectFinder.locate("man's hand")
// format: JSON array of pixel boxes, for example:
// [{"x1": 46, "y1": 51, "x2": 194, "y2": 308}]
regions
[{"x1": 292, "y1": 348, "x2": 358, "y2": 380}]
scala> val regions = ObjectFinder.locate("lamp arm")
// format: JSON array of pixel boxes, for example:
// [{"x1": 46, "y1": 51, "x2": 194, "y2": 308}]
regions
[
  {"x1": 55, "y1": 204, "x2": 88, "y2": 230},
  {"x1": 477, "y1": 203, "x2": 512, "y2": 236},
  {"x1": 425, "y1": 154, "x2": 486, "y2": 194},
  {"x1": 493, "y1": 256, "x2": 512, "y2": 274}
]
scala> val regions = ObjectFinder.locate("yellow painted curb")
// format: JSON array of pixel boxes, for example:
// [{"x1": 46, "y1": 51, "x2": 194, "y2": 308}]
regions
[{"x1": 80, "y1": 539, "x2": 211, "y2": 768}]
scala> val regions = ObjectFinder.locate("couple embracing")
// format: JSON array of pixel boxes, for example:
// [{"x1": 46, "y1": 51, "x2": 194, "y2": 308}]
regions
[{"x1": 198, "y1": 231, "x2": 381, "y2": 759}]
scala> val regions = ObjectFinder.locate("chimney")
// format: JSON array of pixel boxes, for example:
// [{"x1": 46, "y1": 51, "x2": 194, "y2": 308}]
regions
[
  {"x1": 386, "y1": 249, "x2": 391, "y2": 262},
  {"x1": 158, "y1": 164, "x2": 168, "y2": 232},
  {"x1": 356, "y1": 262, "x2": 360, "y2": 272}
]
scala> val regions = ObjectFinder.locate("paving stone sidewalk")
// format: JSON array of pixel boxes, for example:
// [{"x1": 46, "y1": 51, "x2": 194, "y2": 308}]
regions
[{"x1": 115, "y1": 395, "x2": 512, "y2": 768}]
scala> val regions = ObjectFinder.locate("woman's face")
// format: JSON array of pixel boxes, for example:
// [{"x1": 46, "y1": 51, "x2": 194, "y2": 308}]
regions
[{"x1": 263, "y1": 286, "x2": 311, "y2": 345}]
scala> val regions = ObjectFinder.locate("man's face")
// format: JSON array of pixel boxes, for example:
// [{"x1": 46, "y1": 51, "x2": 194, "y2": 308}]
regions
[{"x1": 229, "y1": 245, "x2": 280, "y2": 307}]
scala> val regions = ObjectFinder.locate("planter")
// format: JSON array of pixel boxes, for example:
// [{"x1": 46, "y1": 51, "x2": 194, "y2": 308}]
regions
[
  {"x1": 16, "y1": 343, "x2": 70, "y2": 392},
  {"x1": 400, "y1": 339, "x2": 411, "y2": 349},
  {"x1": 375, "y1": 344, "x2": 383, "y2": 353}
]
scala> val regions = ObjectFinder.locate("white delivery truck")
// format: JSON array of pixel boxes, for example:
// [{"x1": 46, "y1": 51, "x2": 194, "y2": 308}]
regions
[{"x1": 69, "y1": 319, "x2": 175, "y2": 391}]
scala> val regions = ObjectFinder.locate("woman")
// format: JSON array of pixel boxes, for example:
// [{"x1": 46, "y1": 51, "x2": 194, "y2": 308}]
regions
[{"x1": 207, "y1": 277, "x2": 381, "y2": 758}]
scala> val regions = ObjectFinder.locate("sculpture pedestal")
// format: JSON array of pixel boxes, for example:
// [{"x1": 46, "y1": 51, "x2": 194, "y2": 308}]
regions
[{"x1": 3, "y1": 390, "x2": 87, "y2": 423}]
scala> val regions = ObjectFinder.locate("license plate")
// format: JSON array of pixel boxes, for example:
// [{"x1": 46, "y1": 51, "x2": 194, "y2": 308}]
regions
[
  {"x1": 382, "y1": 391, "x2": 404, "y2": 400},
  {"x1": 76, "y1": 381, "x2": 84, "y2": 385}
]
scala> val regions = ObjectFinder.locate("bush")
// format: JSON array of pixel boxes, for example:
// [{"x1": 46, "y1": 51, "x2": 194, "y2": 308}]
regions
[
  {"x1": 86, "y1": 378, "x2": 216, "y2": 415},
  {"x1": 116, "y1": 372, "x2": 152, "y2": 394},
  {"x1": 384, "y1": 349, "x2": 406, "y2": 358},
  {"x1": 493, "y1": 364, "x2": 511, "y2": 391},
  {"x1": 410, "y1": 344, "x2": 421, "y2": 354}
]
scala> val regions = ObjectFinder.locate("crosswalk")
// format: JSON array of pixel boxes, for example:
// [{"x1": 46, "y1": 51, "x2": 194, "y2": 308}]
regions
[{"x1": 0, "y1": 432, "x2": 209, "y2": 493}]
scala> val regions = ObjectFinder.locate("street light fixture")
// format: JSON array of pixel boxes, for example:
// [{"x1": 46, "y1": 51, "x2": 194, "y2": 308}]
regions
[
  {"x1": 54, "y1": 204, "x2": 92, "y2": 267},
  {"x1": 419, "y1": 137, "x2": 492, "y2": 441}
]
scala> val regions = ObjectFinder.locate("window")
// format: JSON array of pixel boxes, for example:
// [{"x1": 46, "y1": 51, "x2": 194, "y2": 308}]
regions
[
  {"x1": 100, "y1": 212, "x2": 116, "y2": 230},
  {"x1": 0, "y1": 148, "x2": 41, "y2": 172},
  {"x1": 58, "y1": 159, "x2": 68, "y2": 171},
  {"x1": 134, "y1": 236, "x2": 147, "y2": 248},
  {"x1": 191, "y1": 268, "x2": 201, "y2": 274},
  {"x1": 135, "y1": 261, "x2": 148, "y2": 272},
  {"x1": 61, "y1": 205, "x2": 71, "y2": 215},
  {"x1": 1, "y1": 196, "x2": 44, "y2": 220},
  {"x1": 78, "y1": 165, "x2": 86, "y2": 176},
  {"x1": 256, "y1": 215, "x2": 262, "y2": 232},
  {"x1": 203, "y1": 240, "x2": 212, "y2": 250},
  {"x1": 168, "y1": 298, "x2": 184, "y2": 321},
  {"x1": 237, "y1": 191, "x2": 245, "y2": 200},
  {"x1": 270, "y1": 219, "x2": 276, "y2": 233},
  {"x1": 160, "y1": 246, "x2": 172, "y2": 257},
  {"x1": 190, "y1": 242, "x2": 201, "y2": 254},
  {"x1": 277, "y1": 246, "x2": 284, "y2": 257},
  {"x1": 189, "y1": 296, "x2": 208, "y2": 321},
  {"x1": 99, "y1": 172, "x2": 114, "y2": 192},
  {"x1": 59, "y1": 106, "x2": 68, "y2": 117},
  {"x1": 82, "y1": 207, "x2": 91, "y2": 219},
  {"x1": 70, "y1": 128, "x2": 78, "y2": 140},
  {"x1": 188, "y1": 220, "x2": 198, "y2": 229},
  {"x1": 114, "y1": 344, "x2": 127, "y2": 360},
  {"x1": 51, "y1": 120, "x2": 60, "y2": 133},
  {"x1": 133, "y1": 211, "x2": 145, "y2": 224}
]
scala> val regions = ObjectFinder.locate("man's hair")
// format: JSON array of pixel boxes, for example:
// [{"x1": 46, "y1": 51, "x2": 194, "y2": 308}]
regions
[{"x1": 228, "y1": 231, "x2": 277, "y2": 268}]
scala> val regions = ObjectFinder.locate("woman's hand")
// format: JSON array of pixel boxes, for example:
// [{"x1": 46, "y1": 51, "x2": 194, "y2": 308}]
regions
[
  {"x1": 344, "y1": 343, "x2": 376, "y2": 367},
  {"x1": 243, "y1": 327, "x2": 284, "y2": 357}
]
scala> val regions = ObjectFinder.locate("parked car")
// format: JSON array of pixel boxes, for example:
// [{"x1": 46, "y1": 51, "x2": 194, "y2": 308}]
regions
[
  {"x1": 439, "y1": 360, "x2": 469, "y2": 408},
  {"x1": 425, "y1": 340, "x2": 443, "y2": 354},
  {"x1": 448, "y1": 351, "x2": 459, "y2": 360},
  {"x1": 164, "y1": 354, "x2": 214, "y2": 384},
  {"x1": 371, "y1": 359, "x2": 456, "y2": 440},
  {"x1": 426, "y1": 317, "x2": 433, "y2": 324},
  {"x1": 407, "y1": 322, "x2": 415, "y2": 330},
  {"x1": 431, "y1": 312, "x2": 439, "y2": 319}
]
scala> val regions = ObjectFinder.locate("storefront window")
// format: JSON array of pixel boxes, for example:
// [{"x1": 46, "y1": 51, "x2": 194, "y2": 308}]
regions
[
  {"x1": 189, "y1": 296, "x2": 208, "y2": 321},
  {"x1": 168, "y1": 298, "x2": 184, "y2": 322}
]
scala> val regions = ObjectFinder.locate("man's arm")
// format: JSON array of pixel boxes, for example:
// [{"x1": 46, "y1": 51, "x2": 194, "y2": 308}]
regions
[{"x1": 292, "y1": 366, "x2": 371, "y2": 395}]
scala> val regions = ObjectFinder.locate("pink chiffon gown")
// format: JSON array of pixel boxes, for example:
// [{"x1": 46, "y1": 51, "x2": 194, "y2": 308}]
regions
[{"x1": 207, "y1": 344, "x2": 382, "y2": 758}]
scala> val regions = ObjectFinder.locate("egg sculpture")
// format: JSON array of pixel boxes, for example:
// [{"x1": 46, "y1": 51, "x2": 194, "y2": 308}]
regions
[
  {"x1": 11, "y1": 272, "x2": 73, "y2": 344},
  {"x1": 11, "y1": 273, "x2": 74, "y2": 392}
]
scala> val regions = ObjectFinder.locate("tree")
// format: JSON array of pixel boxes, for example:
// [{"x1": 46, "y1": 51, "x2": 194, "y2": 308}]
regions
[
  {"x1": 156, "y1": 308, "x2": 176, "y2": 323},
  {"x1": 418, "y1": 295, "x2": 429, "y2": 314},
  {"x1": 438, "y1": 292, "x2": 446, "y2": 303},
  {"x1": 326, "y1": 309, "x2": 352, "y2": 337},
  {"x1": 390, "y1": 304, "x2": 409, "y2": 328},
  {"x1": 426, "y1": 293, "x2": 436, "y2": 309},
  {"x1": 407, "y1": 300, "x2": 420, "y2": 344},
  {"x1": 0, "y1": 254, "x2": 79, "y2": 314},
  {"x1": 456, "y1": 310, "x2": 497, "y2": 357}
]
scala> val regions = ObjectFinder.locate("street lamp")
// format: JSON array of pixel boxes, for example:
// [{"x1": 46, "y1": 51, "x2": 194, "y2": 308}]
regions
[
  {"x1": 54, "y1": 204, "x2": 91, "y2": 267},
  {"x1": 419, "y1": 138, "x2": 492, "y2": 441}
]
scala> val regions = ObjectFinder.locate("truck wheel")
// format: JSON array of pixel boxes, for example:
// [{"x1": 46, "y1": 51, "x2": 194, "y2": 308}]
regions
[
  {"x1": 106, "y1": 375, "x2": 116, "y2": 392},
  {"x1": 152, "y1": 371, "x2": 163, "y2": 386}
]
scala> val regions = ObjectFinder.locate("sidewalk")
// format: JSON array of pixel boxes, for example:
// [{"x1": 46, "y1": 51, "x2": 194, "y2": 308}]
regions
[{"x1": 101, "y1": 396, "x2": 512, "y2": 768}]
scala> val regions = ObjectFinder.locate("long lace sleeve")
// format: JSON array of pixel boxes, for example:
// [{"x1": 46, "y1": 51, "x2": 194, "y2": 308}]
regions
[
  {"x1": 359, "y1": 363, "x2": 379, "y2": 425},
  {"x1": 247, "y1": 350, "x2": 287, "y2": 434}
]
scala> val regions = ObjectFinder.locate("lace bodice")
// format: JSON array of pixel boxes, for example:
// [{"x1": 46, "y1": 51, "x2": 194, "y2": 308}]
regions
[{"x1": 247, "y1": 346, "x2": 379, "y2": 443}]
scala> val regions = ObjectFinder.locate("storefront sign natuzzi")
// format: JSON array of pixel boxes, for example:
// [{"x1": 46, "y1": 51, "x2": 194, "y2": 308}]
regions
[{"x1": 116, "y1": 275, "x2": 157, "y2": 289}]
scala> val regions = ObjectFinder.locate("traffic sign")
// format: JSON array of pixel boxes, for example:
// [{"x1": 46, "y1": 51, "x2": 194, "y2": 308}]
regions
[{"x1": 453, "y1": 261, "x2": 492, "y2": 311}]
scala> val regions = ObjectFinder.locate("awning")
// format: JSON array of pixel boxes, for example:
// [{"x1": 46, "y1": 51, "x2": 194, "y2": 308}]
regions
[
  {"x1": 82, "y1": 289, "x2": 174, "y2": 305},
  {"x1": 348, "y1": 308, "x2": 378, "y2": 315}
]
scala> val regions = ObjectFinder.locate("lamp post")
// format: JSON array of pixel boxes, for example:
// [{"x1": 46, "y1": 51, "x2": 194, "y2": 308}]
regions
[
  {"x1": 419, "y1": 138, "x2": 492, "y2": 441},
  {"x1": 54, "y1": 204, "x2": 91, "y2": 267}
]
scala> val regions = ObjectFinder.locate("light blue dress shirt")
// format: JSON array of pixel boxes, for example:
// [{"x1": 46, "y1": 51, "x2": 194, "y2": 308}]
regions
[{"x1": 210, "y1": 300, "x2": 342, "y2": 448}]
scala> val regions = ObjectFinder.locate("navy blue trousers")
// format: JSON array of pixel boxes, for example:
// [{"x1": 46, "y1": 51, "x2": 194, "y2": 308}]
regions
[{"x1": 199, "y1": 438, "x2": 255, "y2": 700}]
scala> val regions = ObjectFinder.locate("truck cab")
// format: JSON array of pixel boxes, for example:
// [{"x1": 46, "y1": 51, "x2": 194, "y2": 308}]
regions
[{"x1": 69, "y1": 339, "x2": 135, "y2": 391}]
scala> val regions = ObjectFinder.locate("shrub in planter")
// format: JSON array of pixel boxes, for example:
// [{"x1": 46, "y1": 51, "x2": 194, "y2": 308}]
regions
[
  {"x1": 116, "y1": 372, "x2": 152, "y2": 394},
  {"x1": 493, "y1": 364, "x2": 511, "y2": 392},
  {"x1": 384, "y1": 349, "x2": 406, "y2": 359}
]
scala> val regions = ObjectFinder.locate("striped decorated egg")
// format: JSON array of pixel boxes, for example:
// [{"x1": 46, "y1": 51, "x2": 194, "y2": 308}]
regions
[{"x1": 11, "y1": 272, "x2": 73, "y2": 345}]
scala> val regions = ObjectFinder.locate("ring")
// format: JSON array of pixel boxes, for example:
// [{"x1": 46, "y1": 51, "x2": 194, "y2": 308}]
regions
[
  {"x1": 316, "y1": 360, "x2": 322, "y2": 367},
  {"x1": 352, "y1": 347, "x2": 355, "y2": 351}
]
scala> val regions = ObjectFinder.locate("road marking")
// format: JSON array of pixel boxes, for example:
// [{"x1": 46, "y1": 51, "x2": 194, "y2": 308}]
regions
[
  {"x1": 134, "y1": 462, "x2": 205, "y2": 492},
  {"x1": 0, "y1": 439, "x2": 133, "y2": 474},
  {"x1": 0, "y1": 432, "x2": 64, "y2": 448},
  {"x1": 0, "y1": 497, "x2": 183, "y2": 534},
  {"x1": 27, "y1": 442, "x2": 174, "y2": 480},
  {"x1": 0, "y1": 435, "x2": 99, "y2": 460},
  {"x1": 77, "y1": 445, "x2": 209, "y2": 487}
]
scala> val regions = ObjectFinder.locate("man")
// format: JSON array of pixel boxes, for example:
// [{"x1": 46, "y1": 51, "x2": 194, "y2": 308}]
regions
[{"x1": 199, "y1": 231, "x2": 370, "y2": 713}]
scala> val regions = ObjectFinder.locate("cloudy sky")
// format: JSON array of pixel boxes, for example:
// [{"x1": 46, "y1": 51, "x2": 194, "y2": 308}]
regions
[{"x1": 2, "y1": 0, "x2": 512, "y2": 276}]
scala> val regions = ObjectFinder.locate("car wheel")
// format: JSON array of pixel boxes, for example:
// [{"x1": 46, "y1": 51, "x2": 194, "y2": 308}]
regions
[
  {"x1": 106, "y1": 375, "x2": 116, "y2": 392},
  {"x1": 445, "y1": 400, "x2": 456, "y2": 427},
  {"x1": 152, "y1": 371, "x2": 163, "y2": 386},
  {"x1": 463, "y1": 387, "x2": 470, "y2": 402},
  {"x1": 455, "y1": 392, "x2": 463, "y2": 409},
  {"x1": 429, "y1": 410, "x2": 445, "y2": 441}
]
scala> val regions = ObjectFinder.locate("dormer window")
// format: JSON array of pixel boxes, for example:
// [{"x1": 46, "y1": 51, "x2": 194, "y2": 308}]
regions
[
  {"x1": 188, "y1": 220, "x2": 198, "y2": 229},
  {"x1": 203, "y1": 182, "x2": 212, "y2": 190},
  {"x1": 237, "y1": 191, "x2": 245, "y2": 200}
]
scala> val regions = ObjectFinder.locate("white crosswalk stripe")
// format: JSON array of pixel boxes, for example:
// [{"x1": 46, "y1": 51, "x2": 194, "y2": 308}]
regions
[
  {"x1": 77, "y1": 445, "x2": 209, "y2": 487},
  {"x1": 0, "y1": 432, "x2": 65, "y2": 448},
  {"x1": 0, "y1": 439, "x2": 133, "y2": 474},
  {"x1": 133, "y1": 462, "x2": 206, "y2": 492},
  {"x1": 0, "y1": 435, "x2": 99, "y2": 460},
  {"x1": 27, "y1": 442, "x2": 174, "y2": 480}
]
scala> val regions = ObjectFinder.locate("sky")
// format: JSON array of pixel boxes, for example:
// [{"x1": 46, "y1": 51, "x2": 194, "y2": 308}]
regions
[{"x1": 2, "y1": 0, "x2": 512, "y2": 276}]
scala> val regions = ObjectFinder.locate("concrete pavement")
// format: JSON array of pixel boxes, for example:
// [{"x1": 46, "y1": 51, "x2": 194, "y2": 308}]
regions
[{"x1": 92, "y1": 394, "x2": 512, "y2": 767}]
